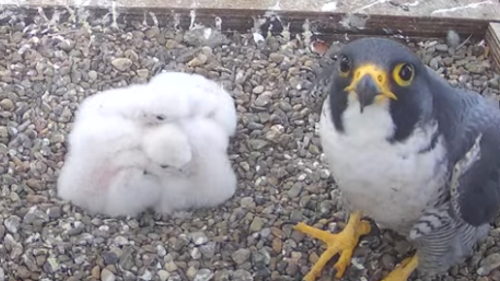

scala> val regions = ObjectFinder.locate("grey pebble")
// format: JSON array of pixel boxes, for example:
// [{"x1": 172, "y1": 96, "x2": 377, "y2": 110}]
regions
[
  {"x1": 4, "y1": 216, "x2": 21, "y2": 233},
  {"x1": 287, "y1": 183, "x2": 303, "y2": 198},
  {"x1": 254, "y1": 92, "x2": 272, "y2": 107},
  {"x1": 199, "y1": 242, "x2": 216, "y2": 258},
  {"x1": 249, "y1": 217, "x2": 264, "y2": 232},
  {"x1": 101, "y1": 268, "x2": 116, "y2": 281},
  {"x1": 435, "y1": 44, "x2": 449, "y2": 52},
  {"x1": 232, "y1": 269, "x2": 253, "y2": 281},
  {"x1": 102, "y1": 250, "x2": 120, "y2": 265},
  {"x1": 188, "y1": 231, "x2": 208, "y2": 245},
  {"x1": 248, "y1": 139, "x2": 268, "y2": 150},
  {"x1": 158, "y1": 270, "x2": 170, "y2": 281},
  {"x1": 0, "y1": 99, "x2": 14, "y2": 110},
  {"x1": 232, "y1": 248, "x2": 251, "y2": 265},
  {"x1": 111, "y1": 58, "x2": 133, "y2": 71},
  {"x1": 477, "y1": 253, "x2": 500, "y2": 276},
  {"x1": 193, "y1": 269, "x2": 214, "y2": 281},
  {"x1": 252, "y1": 85, "x2": 264, "y2": 94}
]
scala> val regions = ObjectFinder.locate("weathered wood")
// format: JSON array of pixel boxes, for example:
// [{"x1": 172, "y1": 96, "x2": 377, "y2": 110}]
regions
[
  {"x1": 486, "y1": 23, "x2": 500, "y2": 73},
  {"x1": 0, "y1": 4, "x2": 491, "y2": 40}
]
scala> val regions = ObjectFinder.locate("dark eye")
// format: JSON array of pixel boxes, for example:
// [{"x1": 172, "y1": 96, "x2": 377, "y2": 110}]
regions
[
  {"x1": 338, "y1": 55, "x2": 351, "y2": 74},
  {"x1": 156, "y1": 115, "x2": 165, "y2": 121},
  {"x1": 161, "y1": 165, "x2": 170, "y2": 169},
  {"x1": 392, "y1": 63, "x2": 414, "y2": 87},
  {"x1": 398, "y1": 64, "x2": 413, "y2": 81}
]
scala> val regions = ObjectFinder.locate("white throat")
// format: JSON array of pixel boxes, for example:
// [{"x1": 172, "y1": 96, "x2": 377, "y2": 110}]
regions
[
  {"x1": 342, "y1": 93, "x2": 395, "y2": 141},
  {"x1": 319, "y1": 95, "x2": 446, "y2": 234}
]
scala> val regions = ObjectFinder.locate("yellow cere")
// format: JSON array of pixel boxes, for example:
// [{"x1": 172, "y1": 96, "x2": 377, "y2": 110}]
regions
[{"x1": 343, "y1": 64, "x2": 398, "y2": 102}]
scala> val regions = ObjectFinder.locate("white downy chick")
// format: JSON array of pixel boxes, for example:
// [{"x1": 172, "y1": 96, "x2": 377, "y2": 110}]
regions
[
  {"x1": 56, "y1": 109, "x2": 163, "y2": 217},
  {"x1": 153, "y1": 117, "x2": 237, "y2": 215},
  {"x1": 80, "y1": 82, "x2": 191, "y2": 127},
  {"x1": 141, "y1": 123, "x2": 193, "y2": 176},
  {"x1": 148, "y1": 71, "x2": 238, "y2": 137}
]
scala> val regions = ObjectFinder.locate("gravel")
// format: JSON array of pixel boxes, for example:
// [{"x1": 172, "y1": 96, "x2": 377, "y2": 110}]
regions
[{"x1": 1, "y1": 6, "x2": 500, "y2": 281}]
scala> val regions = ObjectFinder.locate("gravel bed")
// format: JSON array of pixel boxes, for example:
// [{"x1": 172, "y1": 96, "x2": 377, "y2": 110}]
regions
[{"x1": 1, "y1": 7, "x2": 500, "y2": 281}]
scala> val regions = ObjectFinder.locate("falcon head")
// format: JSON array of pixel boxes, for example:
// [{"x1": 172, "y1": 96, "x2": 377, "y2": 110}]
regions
[{"x1": 327, "y1": 37, "x2": 435, "y2": 141}]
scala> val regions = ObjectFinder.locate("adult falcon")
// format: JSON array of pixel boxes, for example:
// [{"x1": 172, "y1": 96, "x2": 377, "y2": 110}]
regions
[{"x1": 294, "y1": 37, "x2": 500, "y2": 281}]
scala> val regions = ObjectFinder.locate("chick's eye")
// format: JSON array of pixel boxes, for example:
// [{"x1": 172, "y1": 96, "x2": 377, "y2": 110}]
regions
[
  {"x1": 156, "y1": 115, "x2": 165, "y2": 121},
  {"x1": 338, "y1": 55, "x2": 351, "y2": 75},
  {"x1": 393, "y1": 63, "x2": 414, "y2": 86}
]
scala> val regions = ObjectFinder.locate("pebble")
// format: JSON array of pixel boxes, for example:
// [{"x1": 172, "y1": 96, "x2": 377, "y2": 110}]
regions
[
  {"x1": 478, "y1": 253, "x2": 500, "y2": 276},
  {"x1": 193, "y1": 269, "x2": 214, "y2": 281},
  {"x1": 137, "y1": 69, "x2": 149, "y2": 78},
  {"x1": 232, "y1": 269, "x2": 253, "y2": 281},
  {"x1": 248, "y1": 139, "x2": 268, "y2": 150},
  {"x1": 232, "y1": 249, "x2": 251, "y2": 265},
  {"x1": 101, "y1": 268, "x2": 116, "y2": 281},
  {"x1": 254, "y1": 92, "x2": 272, "y2": 107},
  {"x1": 165, "y1": 260, "x2": 178, "y2": 272},
  {"x1": 252, "y1": 85, "x2": 265, "y2": 94},
  {"x1": 287, "y1": 183, "x2": 303, "y2": 198},
  {"x1": 158, "y1": 270, "x2": 171, "y2": 281},
  {"x1": 4, "y1": 216, "x2": 21, "y2": 233},
  {"x1": 189, "y1": 232, "x2": 209, "y2": 245},
  {"x1": 435, "y1": 44, "x2": 449, "y2": 52},
  {"x1": 0, "y1": 99, "x2": 14, "y2": 110},
  {"x1": 111, "y1": 58, "x2": 133, "y2": 71},
  {"x1": 249, "y1": 217, "x2": 264, "y2": 232}
]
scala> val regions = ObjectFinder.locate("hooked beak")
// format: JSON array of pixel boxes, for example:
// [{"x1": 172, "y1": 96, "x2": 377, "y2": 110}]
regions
[{"x1": 344, "y1": 64, "x2": 397, "y2": 113}]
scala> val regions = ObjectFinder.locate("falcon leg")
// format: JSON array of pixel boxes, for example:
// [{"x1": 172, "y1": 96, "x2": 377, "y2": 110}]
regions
[
  {"x1": 293, "y1": 211, "x2": 371, "y2": 281},
  {"x1": 380, "y1": 255, "x2": 419, "y2": 281}
]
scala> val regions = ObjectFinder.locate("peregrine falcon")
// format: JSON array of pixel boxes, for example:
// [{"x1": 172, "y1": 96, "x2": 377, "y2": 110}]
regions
[{"x1": 294, "y1": 37, "x2": 500, "y2": 281}]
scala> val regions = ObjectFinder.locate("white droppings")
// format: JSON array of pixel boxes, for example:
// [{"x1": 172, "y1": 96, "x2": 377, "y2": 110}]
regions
[
  {"x1": 110, "y1": 0, "x2": 118, "y2": 28},
  {"x1": 269, "y1": 0, "x2": 281, "y2": 10},
  {"x1": 253, "y1": 32, "x2": 265, "y2": 44},
  {"x1": 353, "y1": 0, "x2": 388, "y2": 13},
  {"x1": 340, "y1": 13, "x2": 369, "y2": 30},
  {"x1": 321, "y1": 1, "x2": 337, "y2": 12},
  {"x1": 189, "y1": 10, "x2": 196, "y2": 30},
  {"x1": 215, "y1": 16, "x2": 222, "y2": 30},
  {"x1": 149, "y1": 12, "x2": 159, "y2": 26},
  {"x1": 203, "y1": 27, "x2": 212, "y2": 40},
  {"x1": 431, "y1": 0, "x2": 493, "y2": 15},
  {"x1": 407, "y1": 0, "x2": 420, "y2": 7}
]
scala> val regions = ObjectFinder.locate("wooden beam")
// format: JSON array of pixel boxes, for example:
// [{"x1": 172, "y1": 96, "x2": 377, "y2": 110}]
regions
[
  {"x1": 0, "y1": 5, "x2": 491, "y2": 41},
  {"x1": 486, "y1": 23, "x2": 500, "y2": 73}
]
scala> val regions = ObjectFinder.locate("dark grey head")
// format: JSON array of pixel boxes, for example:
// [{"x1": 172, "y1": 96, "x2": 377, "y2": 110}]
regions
[{"x1": 328, "y1": 37, "x2": 434, "y2": 142}]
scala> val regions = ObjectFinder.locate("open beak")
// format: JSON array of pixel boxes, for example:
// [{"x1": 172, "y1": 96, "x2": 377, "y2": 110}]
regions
[{"x1": 344, "y1": 64, "x2": 397, "y2": 113}]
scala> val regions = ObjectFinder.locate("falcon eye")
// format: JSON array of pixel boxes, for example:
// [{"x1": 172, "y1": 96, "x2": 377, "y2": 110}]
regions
[
  {"x1": 338, "y1": 55, "x2": 351, "y2": 76},
  {"x1": 393, "y1": 63, "x2": 414, "y2": 86}
]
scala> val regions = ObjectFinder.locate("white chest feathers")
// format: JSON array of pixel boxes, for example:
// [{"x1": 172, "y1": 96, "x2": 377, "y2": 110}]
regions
[{"x1": 319, "y1": 96, "x2": 448, "y2": 233}]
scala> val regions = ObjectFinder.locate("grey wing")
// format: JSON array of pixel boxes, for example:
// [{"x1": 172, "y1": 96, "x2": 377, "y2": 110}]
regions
[{"x1": 449, "y1": 108, "x2": 500, "y2": 227}]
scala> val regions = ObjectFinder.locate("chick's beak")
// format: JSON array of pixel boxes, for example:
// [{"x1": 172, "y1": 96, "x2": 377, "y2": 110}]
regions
[{"x1": 344, "y1": 64, "x2": 397, "y2": 113}]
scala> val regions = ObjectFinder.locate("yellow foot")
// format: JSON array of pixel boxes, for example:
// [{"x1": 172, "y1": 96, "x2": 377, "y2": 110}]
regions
[
  {"x1": 293, "y1": 211, "x2": 371, "y2": 281},
  {"x1": 381, "y1": 255, "x2": 419, "y2": 281}
]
